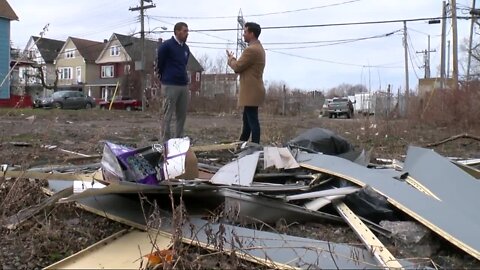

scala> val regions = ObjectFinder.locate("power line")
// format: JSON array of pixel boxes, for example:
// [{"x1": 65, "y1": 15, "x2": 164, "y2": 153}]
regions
[
  {"x1": 266, "y1": 49, "x2": 404, "y2": 68},
  {"x1": 187, "y1": 29, "x2": 401, "y2": 48},
  {"x1": 147, "y1": 16, "x2": 235, "y2": 43},
  {"x1": 150, "y1": 0, "x2": 362, "y2": 20},
  {"x1": 263, "y1": 30, "x2": 401, "y2": 49},
  {"x1": 185, "y1": 16, "x2": 470, "y2": 32}
]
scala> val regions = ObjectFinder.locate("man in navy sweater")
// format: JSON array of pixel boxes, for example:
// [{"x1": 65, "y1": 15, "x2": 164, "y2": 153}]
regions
[{"x1": 156, "y1": 22, "x2": 190, "y2": 141}]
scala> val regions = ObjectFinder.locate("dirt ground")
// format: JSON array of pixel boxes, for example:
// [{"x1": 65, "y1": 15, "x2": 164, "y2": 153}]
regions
[{"x1": 1, "y1": 107, "x2": 480, "y2": 269}]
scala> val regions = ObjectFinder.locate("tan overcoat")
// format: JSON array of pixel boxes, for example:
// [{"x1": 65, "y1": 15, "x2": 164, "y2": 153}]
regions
[{"x1": 227, "y1": 40, "x2": 266, "y2": 107}]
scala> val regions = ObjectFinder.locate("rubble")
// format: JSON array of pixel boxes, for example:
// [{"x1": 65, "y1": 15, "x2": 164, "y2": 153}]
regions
[{"x1": 2, "y1": 127, "x2": 480, "y2": 269}]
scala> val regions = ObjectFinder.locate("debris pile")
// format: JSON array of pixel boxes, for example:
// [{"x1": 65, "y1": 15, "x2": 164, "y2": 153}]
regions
[{"x1": 3, "y1": 128, "x2": 480, "y2": 269}]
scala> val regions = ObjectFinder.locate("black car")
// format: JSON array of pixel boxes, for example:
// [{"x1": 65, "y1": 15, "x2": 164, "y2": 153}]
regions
[{"x1": 33, "y1": 90, "x2": 96, "y2": 109}]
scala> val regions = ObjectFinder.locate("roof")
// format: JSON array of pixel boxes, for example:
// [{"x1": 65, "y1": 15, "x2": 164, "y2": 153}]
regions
[
  {"x1": 114, "y1": 33, "x2": 158, "y2": 62},
  {"x1": 31, "y1": 36, "x2": 65, "y2": 63},
  {"x1": 70, "y1": 37, "x2": 104, "y2": 63},
  {"x1": 0, "y1": 0, "x2": 18, "y2": 20},
  {"x1": 187, "y1": 52, "x2": 204, "y2": 72},
  {"x1": 114, "y1": 33, "x2": 204, "y2": 72}
]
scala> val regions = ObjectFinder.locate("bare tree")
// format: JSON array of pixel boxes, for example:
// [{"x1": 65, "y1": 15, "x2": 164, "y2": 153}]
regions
[
  {"x1": 199, "y1": 53, "x2": 229, "y2": 74},
  {"x1": 28, "y1": 63, "x2": 58, "y2": 90}
]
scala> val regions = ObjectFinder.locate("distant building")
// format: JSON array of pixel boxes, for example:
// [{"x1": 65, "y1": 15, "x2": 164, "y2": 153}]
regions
[
  {"x1": 418, "y1": 78, "x2": 456, "y2": 97},
  {"x1": 20, "y1": 36, "x2": 65, "y2": 98},
  {"x1": 201, "y1": 73, "x2": 238, "y2": 98},
  {"x1": 55, "y1": 37, "x2": 104, "y2": 95}
]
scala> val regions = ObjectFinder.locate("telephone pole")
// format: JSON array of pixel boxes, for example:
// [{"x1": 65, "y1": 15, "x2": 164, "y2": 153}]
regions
[
  {"x1": 451, "y1": 0, "x2": 459, "y2": 91},
  {"x1": 416, "y1": 35, "x2": 436, "y2": 78},
  {"x1": 130, "y1": 0, "x2": 156, "y2": 111},
  {"x1": 440, "y1": 1, "x2": 447, "y2": 88},
  {"x1": 467, "y1": 0, "x2": 477, "y2": 81},
  {"x1": 403, "y1": 21, "x2": 409, "y2": 112}
]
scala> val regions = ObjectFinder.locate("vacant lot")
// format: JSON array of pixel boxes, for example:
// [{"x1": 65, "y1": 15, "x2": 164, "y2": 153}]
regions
[{"x1": 1, "y1": 107, "x2": 480, "y2": 269}]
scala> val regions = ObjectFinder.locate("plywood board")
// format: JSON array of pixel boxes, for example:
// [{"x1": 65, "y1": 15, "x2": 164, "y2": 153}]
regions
[
  {"x1": 298, "y1": 152, "x2": 480, "y2": 260},
  {"x1": 45, "y1": 229, "x2": 170, "y2": 269}
]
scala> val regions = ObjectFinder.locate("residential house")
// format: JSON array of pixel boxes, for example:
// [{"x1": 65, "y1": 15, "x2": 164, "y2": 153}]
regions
[
  {"x1": 201, "y1": 73, "x2": 238, "y2": 98},
  {"x1": 0, "y1": 0, "x2": 18, "y2": 99},
  {"x1": 18, "y1": 36, "x2": 65, "y2": 98},
  {"x1": 94, "y1": 33, "x2": 204, "y2": 102},
  {"x1": 94, "y1": 33, "x2": 159, "y2": 101},
  {"x1": 55, "y1": 37, "x2": 104, "y2": 97}
]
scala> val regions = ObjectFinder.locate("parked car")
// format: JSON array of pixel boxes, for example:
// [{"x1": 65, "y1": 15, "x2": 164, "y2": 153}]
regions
[
  {"x1": 98, "y1": 96, "x2": 143, "y2": 111},
  {"x1": 33, "y1": 90, "x2": 96, "y2": 109}
]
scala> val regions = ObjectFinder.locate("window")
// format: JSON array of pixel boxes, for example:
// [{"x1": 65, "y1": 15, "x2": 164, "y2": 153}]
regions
[
  {"x1": 101, "y1": 65, "x2": 114, "y2": 78},
  {"x1": 58, "y1": 67, "x2": 73, "y2": 80},
  {"x1": 124, "y1": 64, "x2": 131, "y2": 74},
  {"x1": 65, "y1": 49, "x2": 75, "y2": 59},
  {"x1": 110, "y1": 46, "x2": 120, "y2": 56},
  {"x1": 195, "y1": 72, "x2": 200, "y2": 82},
  {"x1": 76, "y1": 67, "x2": 82, "y2": 83}
]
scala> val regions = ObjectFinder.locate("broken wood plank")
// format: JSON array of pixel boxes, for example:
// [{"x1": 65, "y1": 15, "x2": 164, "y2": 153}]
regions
[
  {"x1": 190, "y1": 142, "x2": 242, "y2": 152},
  {"x1": 44, "y1": 229, "x2": 171, "y2": 269},
  {"x1": 3, "y1": 186, "x2": 73, "y2": 230},
  {"x1": 58, "y1": 148, "x2": 92, "y2": 157},
  {"x1": 1, "y1": 170, "x2": 99, "y2": 181},
  {"x1": 333, "y1": 201, "x2": 402, "y2": 269}
]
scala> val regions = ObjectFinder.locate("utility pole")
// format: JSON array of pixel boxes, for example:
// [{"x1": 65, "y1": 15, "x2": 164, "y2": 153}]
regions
[
  {"x1": 403, "y1": 21, "x2": 409, "y2": 112},
  {"x1": 130, "y1": 0, "x2": 156, "y2": 111},
  {"x1": 416, "y1": 35, "x2": 436, "y2": 78},
  {"x1": 440, "y1": 1, "x2": 447, "y2": 88},
  {"x1": 467, "y1": 0, "x2": 477, "y2": 81},
  {"x1": 451, "y1": 0, "x2": 459, "y2": 91},
  {"x1": 447, "y1": 40, "x2": 451, "y2": 78}
]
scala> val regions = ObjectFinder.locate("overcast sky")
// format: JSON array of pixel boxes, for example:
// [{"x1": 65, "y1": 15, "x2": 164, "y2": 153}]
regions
[{"x1": 8, "y1": 0, "x2": 476, "y2": 92}]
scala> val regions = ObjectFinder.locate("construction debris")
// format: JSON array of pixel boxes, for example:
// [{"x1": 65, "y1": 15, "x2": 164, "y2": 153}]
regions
[{"x1": 4, "y1": 128, "x2": 480, "y2": 268}]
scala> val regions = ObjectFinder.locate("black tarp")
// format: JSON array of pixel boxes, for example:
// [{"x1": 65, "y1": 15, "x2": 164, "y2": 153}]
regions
[{"x1": 288, "y1": 128, "x2": 353, "y2": 155}]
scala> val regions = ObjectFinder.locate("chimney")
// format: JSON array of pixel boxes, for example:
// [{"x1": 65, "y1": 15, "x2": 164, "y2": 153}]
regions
[
  {"x1": 158, "y1": 38, "x2": 163, "y2": 44},
  {"x1": 103, "y1": 39, "x2": 108, "y2": 43}
]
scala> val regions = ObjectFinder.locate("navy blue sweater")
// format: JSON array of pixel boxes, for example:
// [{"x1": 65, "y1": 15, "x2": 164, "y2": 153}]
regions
[{"x1": 156, "y1": 37, "x2": 190, "y2": 86}]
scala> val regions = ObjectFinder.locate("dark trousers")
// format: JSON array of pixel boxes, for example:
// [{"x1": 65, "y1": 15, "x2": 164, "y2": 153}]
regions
[{"x1": 239, "y1": 106, "x2": 260, "y2": 144}]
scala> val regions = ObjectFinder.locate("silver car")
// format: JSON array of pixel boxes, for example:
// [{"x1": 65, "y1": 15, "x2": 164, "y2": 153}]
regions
[{"x1": 34, "y1": 90, "x2": 96, "y2": 109}]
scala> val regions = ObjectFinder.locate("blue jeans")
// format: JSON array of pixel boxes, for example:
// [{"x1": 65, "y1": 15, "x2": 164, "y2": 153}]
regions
[{"x1": 239, "y1": 106, "x2": 260, "y2": 144}]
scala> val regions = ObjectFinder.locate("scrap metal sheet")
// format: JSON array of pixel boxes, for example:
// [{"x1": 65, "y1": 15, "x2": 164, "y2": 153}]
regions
[
  {"x1": 298, "y1": 152, "x2": 480, "y2": 260},
  {"x1": 210, "y1": 152, "x2": 260, "y2": 186},
  {"x1": 220, "y1": 189, "x2": 341, "y2": 224},
  {"x1": 404, "y1": 146, "x2": 480, "y2": 214},
  {"x1": 62, "y1": 193, "x2": 393, "y2": 269}
]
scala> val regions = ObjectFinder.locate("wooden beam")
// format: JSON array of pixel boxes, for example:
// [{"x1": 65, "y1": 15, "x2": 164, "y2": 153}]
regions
[{"x1": 333, "y1": 201, "x2": 403, "y2": 269}]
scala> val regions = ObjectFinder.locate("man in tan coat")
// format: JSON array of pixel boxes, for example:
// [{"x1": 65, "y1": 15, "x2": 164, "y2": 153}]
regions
[{"x1": 226, "y1": 22, "x2": 266, "y2": 144}]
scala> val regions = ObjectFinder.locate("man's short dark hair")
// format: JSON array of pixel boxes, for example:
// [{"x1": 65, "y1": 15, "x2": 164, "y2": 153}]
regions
[
  {"x1": 245, "y1": 22, "x2": 261, "y2": 38},
  {"x1": 174, "y1": 22, "x2": 188, "y2": 33}
]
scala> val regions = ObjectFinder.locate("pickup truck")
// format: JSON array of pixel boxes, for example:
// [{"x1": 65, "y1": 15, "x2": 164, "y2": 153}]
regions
[{"x1": 326, "y1": 97, "x2": 354, "y2": 118}]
